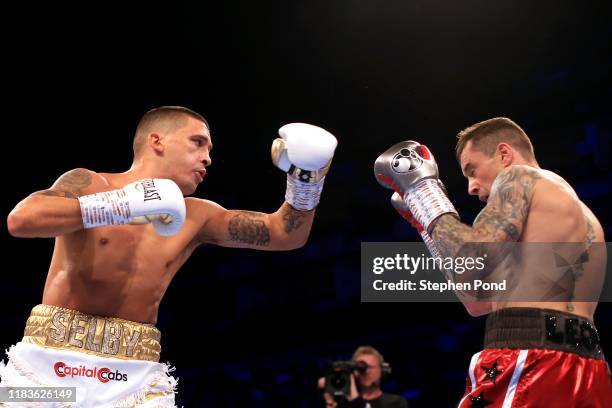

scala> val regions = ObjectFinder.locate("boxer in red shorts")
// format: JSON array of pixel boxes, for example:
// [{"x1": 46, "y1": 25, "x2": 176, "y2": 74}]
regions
[{"x1": 376, "y1": 117, "x2": 610, "y2": 407}]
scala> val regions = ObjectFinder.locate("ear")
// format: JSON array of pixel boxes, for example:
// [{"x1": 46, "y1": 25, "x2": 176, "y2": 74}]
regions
[
  {"x1": 148, "y1": 133, "x2": 164, "y2": 154},
  {"x1": 497, "y1": 143, "x2": 514, "y2": 166}
]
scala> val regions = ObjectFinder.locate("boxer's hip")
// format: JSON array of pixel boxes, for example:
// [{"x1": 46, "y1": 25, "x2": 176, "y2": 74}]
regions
[
  {"x1": 0, "y1": 305, "x2": 176, "y2": 407},
  {"x1": 484, "y1": 307, "x2": 604, "y2": 359},
  {"x1": 22, "y1": 304, "x2": 162, "y2": 362},
  {"x1": 458, "y1": 307, "x2": 610, "y2": 407}
]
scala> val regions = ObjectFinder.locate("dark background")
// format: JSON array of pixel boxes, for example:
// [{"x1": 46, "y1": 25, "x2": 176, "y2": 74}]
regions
[{"x1": 2, "y1": 1, "x2": 611, "y2": 406}]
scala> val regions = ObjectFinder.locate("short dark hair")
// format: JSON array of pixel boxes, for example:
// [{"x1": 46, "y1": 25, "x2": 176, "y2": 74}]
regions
[
  {"x1": 455, "y1": 117, "x2": 535, "y2": 162},
  {"x1": 133, "y1": 106, "x2": 209, "y2": 156}
]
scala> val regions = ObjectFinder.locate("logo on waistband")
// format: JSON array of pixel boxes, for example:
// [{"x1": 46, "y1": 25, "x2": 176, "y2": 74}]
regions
[
  {"x1": 49, "y1": 310, "x2": 144, "y2": 358},
  {"x1": 54, "y1": 361, "x2": 128, "y2": 383}
]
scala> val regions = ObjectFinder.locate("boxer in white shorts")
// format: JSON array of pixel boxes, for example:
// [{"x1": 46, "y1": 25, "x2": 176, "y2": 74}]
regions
[{"x1": 3, "y1": 106, "x2": 338, "y2": 406}]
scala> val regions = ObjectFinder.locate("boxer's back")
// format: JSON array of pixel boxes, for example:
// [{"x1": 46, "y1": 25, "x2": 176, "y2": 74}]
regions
[
  {"x1": 495, "y1": 168, "x2": 606, "y2": 320},
  {"x1": 42, "y1": 171, "x2": 201, "y2": 324}
]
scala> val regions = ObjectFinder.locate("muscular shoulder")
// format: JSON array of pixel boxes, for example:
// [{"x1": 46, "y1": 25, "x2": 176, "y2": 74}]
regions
[
  {"x1": 491, "y1": 165, "x2": 542, "y2": 195},
  {"x1": 34, "y1": 168, "x2": 100, "y2": 198},
  {"x1": 524, "y1": 168, "x2": 580, "y2": 211},
  {"x1": 486, "y1": 165, "x2": 542, "y2": 212},
  {"x1": 528, "y1": 169, "x2": 604, "y2": 241}
]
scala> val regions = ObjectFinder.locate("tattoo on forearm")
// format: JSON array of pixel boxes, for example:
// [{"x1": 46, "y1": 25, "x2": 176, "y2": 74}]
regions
[
  {"x1": 228, "y1": 211, "x2": 271, "y2": 246},
  {"x1": 31, "y1": 168, "x2": 92, "y2": 199},
  {"x1": 432, "y1": 166, "x2": 541, "y2": 258},
  {"x1": 281, "y1": 205, "x2": 306, "y2": 233},
  {"x1": 431, "y1": 215, "x2": 472, "y2": 258}
]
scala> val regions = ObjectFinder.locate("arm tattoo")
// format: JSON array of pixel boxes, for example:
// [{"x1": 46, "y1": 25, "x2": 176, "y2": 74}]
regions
[
  {"x1": 33, "y1": 190, "x2": 79, "y2": 199},
  {"x1": 281, "y1": 204, "x2": 306, "y2": 234},
  {"x1": 432, "y1": 166, "x2": 541, "y2": 258},
  {"x1": 567, "y1": 217, "x2": 596, "y2": 312},
  {"x1": 228, "y1": 211, "x2": 271, "y2": 246},
  {"x1": 585, "y1": 218, "x2": 595, "y2": 246},
  {"x1": 31, "y1": 168, "x2": 92, "y2": 199},
  {"x1": 564, "y1": 248, "x2": 589, "y2": 312}
]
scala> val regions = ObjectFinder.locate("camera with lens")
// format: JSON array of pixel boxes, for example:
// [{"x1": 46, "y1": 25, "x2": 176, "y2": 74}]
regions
[{"x1": 324, "y1": 360, "x2": 367, "y2": 398}]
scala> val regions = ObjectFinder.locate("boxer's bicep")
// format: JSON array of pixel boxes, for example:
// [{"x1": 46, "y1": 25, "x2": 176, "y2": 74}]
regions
[
  {"x1": 474, "y1": 166, "x2": 541, "y2": 241},
  {"x1": 225, "y1": 203, "x2": 313, "y2": 249},
  {"x1": 226, "y1": 210, "x2": 272, "y2": 247},
  {"x1": 31, "y1": 168, "x2": 93, "y2": 199},
  {"x1": 196, "y1": 204, "x2": 312, "y2": 250},
  {"x1": 193, "y1": 200, "x2": 312, "y2": 249},
  {"x1": 193, "y1": 200, "x2": 272, "y2": 248},
  {"x1": 432, "y1": 166, "x2": 541, "y2": 256}
]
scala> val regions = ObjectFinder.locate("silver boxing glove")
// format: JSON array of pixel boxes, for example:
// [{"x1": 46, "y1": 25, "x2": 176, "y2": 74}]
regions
[
  {"x1": 375, "y1": 140, "x2": 458, "y2": 234},
  {"x1": 391, "y1": 192, "x2": 441, "y2": 258}
]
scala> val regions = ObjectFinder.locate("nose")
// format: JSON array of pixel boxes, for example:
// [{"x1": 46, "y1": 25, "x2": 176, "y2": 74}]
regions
[
  {"x1": 203, "y1": 153, "x2": 212, "y2": 167},
  {"x1": 468, "y1": 178, "x2": 479, "y2": 196}
]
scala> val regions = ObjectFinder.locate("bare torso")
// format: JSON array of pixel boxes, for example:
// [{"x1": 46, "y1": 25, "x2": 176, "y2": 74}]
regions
[
  {"x1": 492, "y1": 168, "x2": 605, "y2": 320},
  {"x1": 42, "y1": 172, "x2": 205, "y2": 323}
]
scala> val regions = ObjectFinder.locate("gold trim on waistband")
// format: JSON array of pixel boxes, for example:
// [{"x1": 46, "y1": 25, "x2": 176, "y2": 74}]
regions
[{"x1": 22, "y1": 304, "x2": 161, "y2": 362}]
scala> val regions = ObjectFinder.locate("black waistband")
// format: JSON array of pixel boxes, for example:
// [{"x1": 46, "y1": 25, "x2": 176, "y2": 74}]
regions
[{"x1": 484, "y1": 307, "x2": 605, "y2": 360}]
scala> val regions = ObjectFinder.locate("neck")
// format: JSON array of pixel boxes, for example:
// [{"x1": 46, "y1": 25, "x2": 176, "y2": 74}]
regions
[
  {"x1": 511, "y1": 157, "x2": 540, "y2": 169},
  {"x1": 522, "y1": 160, "x2": 540, "y2": 169},
  {"x1": 127, "y1": 158, "x2": 167, "y2": 181},
  {"x1": 360, "y1": 387, "x2": 383, "y2": 400}
]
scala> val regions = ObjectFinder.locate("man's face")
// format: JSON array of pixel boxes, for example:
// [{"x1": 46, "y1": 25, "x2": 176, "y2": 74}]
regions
[
  {"x1": 459, "y1": 141, "x2": 504, "y2": 203},
  {"x1": 163, "y1": 117, "x2": 212, "y2": 195},
  {"x1": 354, "y1": 354, "x2": 382, "y2": 389}
]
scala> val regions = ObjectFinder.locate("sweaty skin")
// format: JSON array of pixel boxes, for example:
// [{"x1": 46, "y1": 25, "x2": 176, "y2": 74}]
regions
[
  {"x1": 8, "y1": 117, "x2": 314, "y2": 323},
  {"x1": 431, "y1": 142, "x2": 605, "y2": 320}
]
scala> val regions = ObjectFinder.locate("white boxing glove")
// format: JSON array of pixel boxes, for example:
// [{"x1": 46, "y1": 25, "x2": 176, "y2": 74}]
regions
[
  {"x1": 77, "y1": 178, "x2": 186, "y2": 236},
  {"x1": 271, "y1": 123, "x2": 338, "y2": 210}
]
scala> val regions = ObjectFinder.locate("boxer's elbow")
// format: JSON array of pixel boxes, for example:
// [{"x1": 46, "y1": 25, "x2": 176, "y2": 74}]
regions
[
  {"x1": 7, "y1": 200, "x2": 49, "y2": 237},
  {"x1": 7, "y1": 209, "x2": 30, "y2": 237},
  {"x1": 275, "y1": 235, "x2": 308, "y2": 251},
  {"x1": 287, "y1": 225, "x2": 313, "y2": 249},
  {"x1": 269, "y1": 214, "x2": 312, "y2": 250},
  {"x1": 289, "y1": 235, "x2": 309, "y2": 250}
]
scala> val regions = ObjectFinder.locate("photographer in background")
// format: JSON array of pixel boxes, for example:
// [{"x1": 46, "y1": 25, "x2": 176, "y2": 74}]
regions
[{"x1": 319, "y1": 346, "x2": 409, "y2": 408}]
